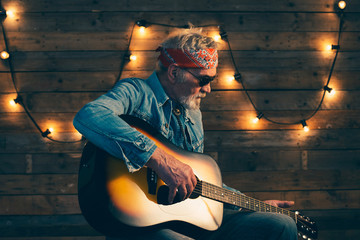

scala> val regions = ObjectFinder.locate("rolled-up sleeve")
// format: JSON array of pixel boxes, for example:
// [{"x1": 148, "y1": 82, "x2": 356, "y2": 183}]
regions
[{"x1": 73, "y1": 79, "x2": 157, "y2": 172}]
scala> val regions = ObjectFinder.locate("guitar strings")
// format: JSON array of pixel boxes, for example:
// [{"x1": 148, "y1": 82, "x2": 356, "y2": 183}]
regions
[{"x1": 190, "y1": 181, "x2": 296, "y2": 219}]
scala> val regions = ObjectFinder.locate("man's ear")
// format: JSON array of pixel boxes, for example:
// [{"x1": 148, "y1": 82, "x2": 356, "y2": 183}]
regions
[{"x1": 167, "y1": 64, "x2": 178, "y2": 84}]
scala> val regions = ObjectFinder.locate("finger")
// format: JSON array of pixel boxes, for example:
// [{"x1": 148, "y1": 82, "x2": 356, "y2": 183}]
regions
[
  {"x1": 191, "y1": 174, "x2": 197, "y2": 189},
  {"x1": 177, "y1": 184, "x2": 187, "y2": 201},
  {"x1": 283, "y1": 201, "x2": 295, "y2": 208},
  {"x1": 167, "y1": 186, "x2": 177, "y2": 204},
  {"x1": 277, "y1": 200, "x2": 294, "y2": 208},
  {"x1": 185, "y1": 184, "x2": 193, "y2": 199}
]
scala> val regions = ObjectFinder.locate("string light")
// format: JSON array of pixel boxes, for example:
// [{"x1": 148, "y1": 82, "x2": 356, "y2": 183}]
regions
[
  {"x1": 1, "y1": 50, "x2": 9, "y2": 59},
  {"x1": 226, "y1": 75, "x2": 235, "y2": 83},
  {"x1": 139, "y1": 26, "x2": 146, "y2": 34},
  {"x1": 0, "y1": 5, "x2": 83, "y2": 144},
  {"x1": 129, "y1": 54, "x2": 137, "y2": 61},
  {"x1": 9, "y1": 96, "x2": 21, "y2": 106},
  {"x1": 252, "y1": 112, "x2": 264, "y2": 124},
  {"x1": 42, "y1": 129, "x2": 52, "y2": 137},
  {"x1": 9, "y1": 99, "x2": 16, "y2": 106},
  {"x1": 6, "y1": 10, "x2": 14, "y2": 18},
  {"x1": 324, "y1": 86, "x2": 336, "y2": 96},
  {"x1": 0, "y1": 3, "x2": 346, "y2": 138},
  {"x1": 338, "y1": 1, "x2": 346, "y2": 10},
  {"x1": 0, "y1": 7, "x2": 16, "y2": 20},
  {"x1": 213, "y1": 34, "x2": 221, "y2": 42},
  {"x1": 219, "y1": 27, "x2": 228, "y2": 41},
  {"x1": 0, "y1": 9, "x2": 6, "y2": 20},
  {"x1": 124, "y1": 52, "x2": 137, "y2": 61},
  {"x1": 136, "y1": 20, "x2": 148, "y2": 34},
  {"x1": 234, "y1": 73, "x2": 242, "y2": 81},
  {"x1": 301, "y1": 120, "x2": 310, "y2": 132}
]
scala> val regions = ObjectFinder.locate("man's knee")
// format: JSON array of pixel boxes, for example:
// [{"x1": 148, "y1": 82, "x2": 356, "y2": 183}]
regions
[
  {"x1": 222, "y1": 212, "x2": 298, "y2": 240},
  {"x1": 265, "y1": 213, "x2": 298, "y2": 239}
]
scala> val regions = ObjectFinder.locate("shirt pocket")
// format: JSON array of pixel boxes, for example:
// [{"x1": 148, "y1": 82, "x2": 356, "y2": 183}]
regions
[{"x1": 185, "y1": 124, "x2": 204, "y2": 153}]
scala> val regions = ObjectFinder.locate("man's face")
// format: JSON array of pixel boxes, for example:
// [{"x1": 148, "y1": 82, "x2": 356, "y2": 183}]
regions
[{"x1": 175, "y1": 68, "x2": 216, "y2": 110}]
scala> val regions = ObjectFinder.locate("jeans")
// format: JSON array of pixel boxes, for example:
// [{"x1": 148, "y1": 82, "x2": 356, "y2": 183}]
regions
[{"x1": 106, "y1": 210, "x2": 298, "y2": 240}]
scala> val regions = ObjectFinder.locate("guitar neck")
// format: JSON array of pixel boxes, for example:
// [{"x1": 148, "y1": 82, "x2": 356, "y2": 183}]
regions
[{"x1": 198, "y1": 181, "x2": 297, "y2": 221}]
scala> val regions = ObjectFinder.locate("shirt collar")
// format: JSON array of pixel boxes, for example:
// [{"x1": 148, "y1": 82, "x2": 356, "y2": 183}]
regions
[
  {"x1": 146, "y1": 71, "x2": 170, "y2": 107},
  {"x1": 184, "y1": 109, "x2": 196, "y2": 124},
  {"x1": 146, "y1": 71, "x2": 197, "y2": 124}
]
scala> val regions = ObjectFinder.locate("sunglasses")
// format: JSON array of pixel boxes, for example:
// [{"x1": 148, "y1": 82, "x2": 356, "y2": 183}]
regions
[{"x1": 181, "y1": 68, "x2": 216, "y2": 87}]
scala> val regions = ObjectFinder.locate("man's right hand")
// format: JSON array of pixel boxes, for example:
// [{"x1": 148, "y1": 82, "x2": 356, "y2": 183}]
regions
[{"x1": 145, "y1": 147, "x2": 197, "y2": 204}]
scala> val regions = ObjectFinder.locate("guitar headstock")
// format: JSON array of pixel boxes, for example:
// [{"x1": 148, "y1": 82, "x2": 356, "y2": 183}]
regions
[{"x1": 295, "y1": 211, "x2": 318, "y2": 240}]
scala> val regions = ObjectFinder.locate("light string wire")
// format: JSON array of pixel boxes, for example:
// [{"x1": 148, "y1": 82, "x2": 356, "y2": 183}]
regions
[
  {"x1": 1, "y1": 14, "x2": 82, "y2": 143},
  {"x1": 303, "y1": 11, "x2": 344, "y2": 122},
  {"x1": 221, "y1": 12, "x2": 344, "y2": 125},
  {"x1": 115, "y1": 21, "x2": 136, "y2": 83},
  {"x1": 1, "y1": 7, "x2": 345, "y2": 143}
]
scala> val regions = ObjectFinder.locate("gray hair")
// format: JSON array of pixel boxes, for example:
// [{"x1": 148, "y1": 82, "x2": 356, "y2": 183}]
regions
[{"x1": 155, "y1": 27, "x2": 218, "y2": 73}]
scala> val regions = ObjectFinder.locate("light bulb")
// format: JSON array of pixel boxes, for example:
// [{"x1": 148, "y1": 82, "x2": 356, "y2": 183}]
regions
[
  {"x1": 303, "y1": 126, "x2": 309, "y2": 132},
  {"x1": 129, "y1": 55, "x2": 137, "y2": 61},
  {"x1": 329, "y1": 89, "x2": 336, "y2": 96},
  {"x1": 139, "y1": 26, "x2": 146, "y2": 34},
  {"x1": 252, "y1": 113, "x2": 263, "y2": 124},
  {"x1": 213, "y1": 34, "x2": 221, "y2": 42},
  {"x1": 48, "y1": 127, "x2": 54, "y2": 133},
  {"x1": 324, "y1": 86, "x2": 336, "y2": 96},
  {"x1": 301, "y1": 120, "x2": 309, "y2": 132},
  {"x1": 9, "y1": 99, "x2": 16, "y2": 106},
  {"x1": 1, "y1": 51, "x2": 9, "y2": 59},
  {"x1": 227, "y1": 75, "x2": 235, "y2": 83},
  {"x1": 6, "y1": 10, "x2": 14, "y2": 18},
  {"x1": 338, "y1": 1, "x2": 346, "y2": 10}
]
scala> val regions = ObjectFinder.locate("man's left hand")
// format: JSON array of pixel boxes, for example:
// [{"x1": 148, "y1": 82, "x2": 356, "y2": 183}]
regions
[{"x1": 264, "y1": 200, "x2": 295, "y2": 208}]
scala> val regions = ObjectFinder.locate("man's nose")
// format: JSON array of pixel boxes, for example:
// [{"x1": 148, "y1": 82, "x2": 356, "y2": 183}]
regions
[{"x1": 201, "y1": 83, "x2": 211, "y2": 93}]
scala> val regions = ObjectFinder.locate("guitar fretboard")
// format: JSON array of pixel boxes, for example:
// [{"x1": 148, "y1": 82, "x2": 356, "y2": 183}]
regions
[{"x1": 199, "y1": 181, "x2": 297, "y2": 221}]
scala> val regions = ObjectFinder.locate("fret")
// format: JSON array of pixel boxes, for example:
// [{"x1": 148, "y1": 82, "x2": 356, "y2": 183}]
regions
[{"x1": 200, "y1": 181, "x2": 296, "y2": 221}]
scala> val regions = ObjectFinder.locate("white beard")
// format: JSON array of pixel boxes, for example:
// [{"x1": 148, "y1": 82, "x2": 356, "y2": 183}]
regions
[{"x1": 179, "y1": 93, "x2": 206, "y2": 110}]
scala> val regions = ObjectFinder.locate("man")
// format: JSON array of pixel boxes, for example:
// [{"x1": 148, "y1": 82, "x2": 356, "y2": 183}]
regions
[{"x1": 73, "y1": 28, "x2": 298, "y2": 239}]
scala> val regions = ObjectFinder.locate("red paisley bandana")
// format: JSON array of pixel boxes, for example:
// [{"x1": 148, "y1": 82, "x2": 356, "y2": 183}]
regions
[{"x1": 156, "y1": 47, "x2": 218, "y2": 69}]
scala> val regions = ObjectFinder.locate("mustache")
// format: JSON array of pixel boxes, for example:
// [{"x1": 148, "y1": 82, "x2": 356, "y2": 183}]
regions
[{"x1": 197, "y1": 93, "x2": 206, "y2": 98}]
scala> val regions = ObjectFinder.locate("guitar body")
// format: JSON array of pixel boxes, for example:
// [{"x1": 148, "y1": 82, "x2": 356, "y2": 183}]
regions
[
  {"x1": 78, "y1": 116, "x2": 223, "y2": 237},
  {"x1": 78, "y1": 116, "x2": 318, "y2": 239}
]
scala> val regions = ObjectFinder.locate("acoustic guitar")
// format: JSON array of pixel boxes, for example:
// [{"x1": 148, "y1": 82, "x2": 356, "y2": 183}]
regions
[{"x1": 78, "y1": 116, "x2": 317, "y2": 239}]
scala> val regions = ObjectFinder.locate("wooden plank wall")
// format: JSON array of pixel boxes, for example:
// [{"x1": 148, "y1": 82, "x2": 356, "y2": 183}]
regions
[{"x1": 1, "y1": 0, "x2": 359, "y2": 239}]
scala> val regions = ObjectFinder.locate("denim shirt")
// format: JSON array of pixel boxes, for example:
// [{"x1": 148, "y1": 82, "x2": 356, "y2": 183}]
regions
[{"x1": 73, "y1": 71, "x2": 204, "y2": 172}]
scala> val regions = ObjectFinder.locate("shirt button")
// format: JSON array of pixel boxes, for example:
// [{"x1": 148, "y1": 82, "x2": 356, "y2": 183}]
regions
[
  {"x1": 173, "y1": 108, "x2": 181, "y2": 116},
  {"x1": 165, "y1": 123, "x2": 169, "y2": 128}
]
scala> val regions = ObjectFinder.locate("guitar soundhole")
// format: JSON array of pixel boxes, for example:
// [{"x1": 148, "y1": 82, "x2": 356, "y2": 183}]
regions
[
  {"x1": 157, "y1": 186, "x2": 200, "y2": 205},
  {"x1": 157, "y1": 186, "x2": 180, "y2": 205}
]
